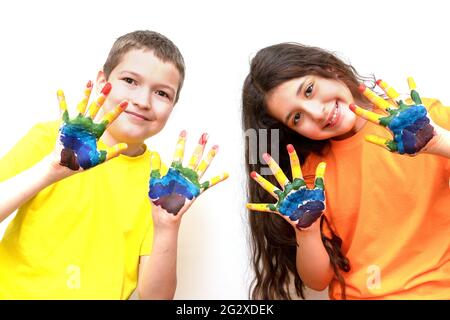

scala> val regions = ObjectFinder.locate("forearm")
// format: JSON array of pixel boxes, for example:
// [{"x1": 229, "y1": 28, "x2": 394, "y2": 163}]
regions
[
  {"x1": 295, "y1": 223, "x2": 334, "y2": 291},
  {"x1": 0, "y1": 156, "x2": 57, "y2": 223},
  {"x1": 138, "y1": 227, "x2": 179, "y2": 300}
]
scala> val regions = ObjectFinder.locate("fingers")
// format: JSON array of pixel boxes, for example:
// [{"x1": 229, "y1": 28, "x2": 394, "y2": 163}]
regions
[
  {"x1": 76, "y1": 80, "x2": 94, "y2": 115},
  {"x1": 246, "y1": 203, "x2": 277, "y2": 213},
  {"x1": 287, "y1": 144, "x2": 303, "y2": 180},
  {"x1": 196, "y1": 145, "x2": 218, "y2": 178},
  {"x1": 262, "y1": 153, "x2": 290, "y2": 189},
  {"x1": 359, "y1": 84, "x2": 395, "y2": 111},
  {"x1": 57, "y1": 89, "x2": 69, "y2": 122},
  {"x1": 100, "y1": 100, "x2": 128, "y2": 126},
  {"x1": 104, "y1": 143, "x2": 128, "y2": 161},
  {"x1": 314, "y1": 162, "x2": 326, "y2": 190},
  {"x1": 171, "y1": 130, "x2": 187, "y2": 166},
  {"x1": 150, "y1": 152, "x2": 162, "y2": 178},
  {"x1": 365, "y1": 134, "x2": 398, "y2": 152},
  {"x1": 349, "y1": 103, "x2": 384, "y2": 125},
  {"x1": 88, "y1": 82, "x2": 112, "y2": 119},
  {"x1": 250, "y1": 171, "x2": 280, "y2": 199},
  {"x1": 376, "y1": 79, "x2": 400, "y2": 100},
  {"x1": 407, "y1": 76, "x2": 422, "y2": 105},
  {"x1": 200, "y1": 172, "x2": 229, "y2": 192},
  {"x1": 187, "y1": 133, "x2": 208, "y2": 170}
]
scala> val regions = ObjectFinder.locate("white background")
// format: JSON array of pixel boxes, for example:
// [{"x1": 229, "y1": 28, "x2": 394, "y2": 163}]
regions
[{"x1": 1, "y1": 0, "x2": 449, "y2": 299}]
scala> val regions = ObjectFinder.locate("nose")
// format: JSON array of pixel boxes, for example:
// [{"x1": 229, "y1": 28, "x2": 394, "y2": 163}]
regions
[
  {"x1": 131, "y1": 88, "x2": 151, "y2": 109},
  {"x1": 303, "y1": 101, "x2": 326, "y2": 123}
]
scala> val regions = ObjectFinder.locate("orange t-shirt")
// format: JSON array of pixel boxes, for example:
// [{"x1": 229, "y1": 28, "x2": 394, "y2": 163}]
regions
[{"x1": 305, "y1": 98, "x2": 450, "y2": 299}]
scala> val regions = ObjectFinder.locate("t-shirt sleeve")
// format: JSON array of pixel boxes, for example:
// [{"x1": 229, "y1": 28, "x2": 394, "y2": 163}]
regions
[
  {"x1": 0, "y1": 121, "x2": 59, "y2": 182},
  {"x1": 424, "y1": 99, "x2": 450, "y2": 174},
  {"x1": 426, "y1": 99, "x2": 450, "y2": 131}
]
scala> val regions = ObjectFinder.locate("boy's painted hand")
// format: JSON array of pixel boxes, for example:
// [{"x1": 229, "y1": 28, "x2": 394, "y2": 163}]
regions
[
  {"x1": 349, "y1": 77, "x2": 436, "y2": 155},
  {"x1": 148, "y1": 131, "x2": 229, "y2": 216},
  {"x1": 57, "y1": 81, "x2": 128, "y2": 170},
  {"x1": 247, "y1": 145, "x2": 326, "y2": 230}
]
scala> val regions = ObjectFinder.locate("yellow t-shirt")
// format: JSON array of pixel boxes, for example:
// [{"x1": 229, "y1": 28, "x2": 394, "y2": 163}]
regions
[
  {"x1": 304, "y1": 98, "x2": 450, "y2": 299},
  {"x1": 0, "y1": 121, "x2": 153, "y2": 299}
]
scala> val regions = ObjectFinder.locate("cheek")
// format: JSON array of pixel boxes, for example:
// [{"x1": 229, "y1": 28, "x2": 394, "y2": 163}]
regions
[
  {"x1": 341, "y1": 107, "x2": 357, "y2": 126},
  {"x1": 152, "y1": 101, "x2": 173, "y2": 122},
  {"x1": 295, "y1": 122, "x2": 323, "y2": 140}
]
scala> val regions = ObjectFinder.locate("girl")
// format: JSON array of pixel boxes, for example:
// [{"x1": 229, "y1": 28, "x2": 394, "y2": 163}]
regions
[{"x1": 242, "y1": 43, "x2": 450, "y2": 299}]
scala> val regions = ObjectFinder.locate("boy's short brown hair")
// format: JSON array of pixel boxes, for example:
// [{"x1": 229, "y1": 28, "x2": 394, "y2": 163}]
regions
[{"x1": 103, "y1": 30, "x2": 185, "y2": 103}]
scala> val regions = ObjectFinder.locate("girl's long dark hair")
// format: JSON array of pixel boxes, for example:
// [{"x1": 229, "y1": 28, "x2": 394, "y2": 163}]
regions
[{"x1": 242, "y1": 43, "x2": 373, "y2": 299}]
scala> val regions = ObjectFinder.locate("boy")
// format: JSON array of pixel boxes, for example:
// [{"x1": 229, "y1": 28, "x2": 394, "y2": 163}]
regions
[{"x1": 0, "y1": 30, "x2": 227, "y2": 299}]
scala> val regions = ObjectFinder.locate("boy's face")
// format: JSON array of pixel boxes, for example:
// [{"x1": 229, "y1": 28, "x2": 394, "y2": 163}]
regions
[{"x1": 97, "y1": 49, "x2": 180, "y2": 145}]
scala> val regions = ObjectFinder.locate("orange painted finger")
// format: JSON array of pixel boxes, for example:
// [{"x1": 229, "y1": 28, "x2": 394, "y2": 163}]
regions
[
  {"x1": 246, "y1": 203, "x2": 277, "y2": 213},
  {"x1": 314, "y1": 162, "x2": 326, "y2": 190},
  {"x1": 187, "y1": 133, "x2": 208, "y2": 170},
  {"x1": 196, "y1": 145, "x2": 218, "y2": 178},
  {"x1": 57, "y1": 89, "x2": 69, "y2": 120},
  {"x1": 104, "y1": 143, "x2": 128, "y2": 161},
  {"x1": 77, "y1": 80, "x2": 94, "y2": 115},
  {"x1": 88, "y1": 82, "x2": 112, "y2": 119},
  {"x1": 262, "y1": 153, "x2": 290, "y2": 188},
  {"x1": 349, "y1": 103, "x2": 383, "y2": 125},
  {"x1": 287, "y1": 144, "x2": 303, "y2": 180},
  {"x1": 359, "y1": 84, "x2": 395, "y2": 111},
  {"x1": 365, "y1": 134, "x2": 398, "y2": 152},
  {"x1": 376, "y1": 79, "x2": 400, "y2": 101},
  {"x1": 171, "y1": 130, "x2": 187, "y2": 166},
  {"x1": 200, "y1": 172, "x2": 229, "y2": 192},
  {"x1": 101, "y1": 100, "x2": 128, "y2": 126},
  {"x1": 250, "y1": 171, "x2": 280, "y2": 199}
]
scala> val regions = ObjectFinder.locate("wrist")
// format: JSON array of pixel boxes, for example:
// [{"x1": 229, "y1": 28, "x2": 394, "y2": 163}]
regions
[
  {"x1": 423, "y1": 126, "x2": 450, "y2": 158},
  {"x1": 295, "y1": 218, "x2": 321, "y2": 240}
]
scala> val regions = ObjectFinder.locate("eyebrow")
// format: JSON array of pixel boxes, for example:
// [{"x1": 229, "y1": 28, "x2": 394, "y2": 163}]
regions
[
  {"x1": 284, "y1": 80, "x2": 305, "y2": 125},
  {"x1": 119, "y1": 70, "x2": 176, "y2": 95}
]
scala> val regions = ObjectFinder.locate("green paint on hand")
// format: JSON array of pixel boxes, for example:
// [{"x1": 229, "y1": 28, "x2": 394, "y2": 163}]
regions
[
  {"x1": 314, "y1": 178, "x2": 324, "y2": 189},
  {"x1": 150, "y1": 169, "x2": 161, "y2": 179},
  {"x1": 172, "y1": 162, "x2": 201, "y2": 188}
]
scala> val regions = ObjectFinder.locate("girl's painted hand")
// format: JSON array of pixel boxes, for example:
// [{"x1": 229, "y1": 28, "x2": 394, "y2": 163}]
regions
[
  {"x1": 247, "y1": 145, "x2": 326, "y2": 230},
  {"x1": 148, "y1": 131, "x2": 229, "y2": 219},
  {"x1": 350, "y1": 77, "x2": 436, "y2": 155},
  {"x1": 56, "y1": 81, "x2": 128, "y2": 170}
]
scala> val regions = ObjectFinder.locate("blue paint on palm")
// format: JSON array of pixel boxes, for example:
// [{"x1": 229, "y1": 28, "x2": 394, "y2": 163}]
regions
[
  {"x1": 279, "y1": 189, "x2": 324, "y2": 217},
  {"x1": 278, "y1": 188, "x2": 325, "y2": 228},
  {"x1": 149, "y1": 168, "x2": 200, "y2": 199},
  {"x1": 389, "y1": 105, "x2": 434, "y2": 154},
  {"x1": 60, "y1": 124, "x2": 102, "y2": 169}
]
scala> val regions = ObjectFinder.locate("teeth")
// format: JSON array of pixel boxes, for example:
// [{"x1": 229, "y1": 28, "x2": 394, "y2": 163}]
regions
[{"x1": 328, "y1": 104, "x2": 338, "y2": 125}]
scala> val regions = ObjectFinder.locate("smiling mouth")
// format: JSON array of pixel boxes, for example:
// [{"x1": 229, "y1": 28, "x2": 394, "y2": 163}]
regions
[
  {"x1": 324, "y1": 101, "x2": 340, "y2": 128},
  {"x1": 124, "y1": 110, "x2": 151, "y2": 121}
]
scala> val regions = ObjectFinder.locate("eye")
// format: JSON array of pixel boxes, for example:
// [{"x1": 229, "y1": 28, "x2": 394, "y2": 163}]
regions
[
  {"x1": 293, "y1": 112, "x2": 301, "y2": 125},
  {"x1": 305, "y1": 83, "x2": 314, "y2": 97},
  {"x1": 123, "y1": 77, "x2": 137, "y2": 85},
  {"x1": 155, "y1": 90, "x2": 169, "y2": 99}
]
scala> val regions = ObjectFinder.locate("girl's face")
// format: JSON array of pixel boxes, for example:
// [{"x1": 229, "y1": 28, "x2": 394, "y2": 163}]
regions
[{"x1": 266, "y1": 75, "x2": 365, "y2": 141}]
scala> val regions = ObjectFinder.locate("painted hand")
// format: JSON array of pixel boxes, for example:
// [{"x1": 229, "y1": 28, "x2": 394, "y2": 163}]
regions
[
  {"x1": 350, "y1": 77, "x2": 436, "y2": 155},
  {"x1": 247, "y1": 145, "x2": 326, "y2": 230},
  {"x1": 57, "y1": 81, "x2": 128, "y2": 170},
  {"x1": 148, "y1": 131, "x2": 229, "y2": 215}
]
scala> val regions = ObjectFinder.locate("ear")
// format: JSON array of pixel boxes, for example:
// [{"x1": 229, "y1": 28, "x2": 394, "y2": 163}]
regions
[{"x1": 96, "y1": 70, "x2": 107, "y2": 95}]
